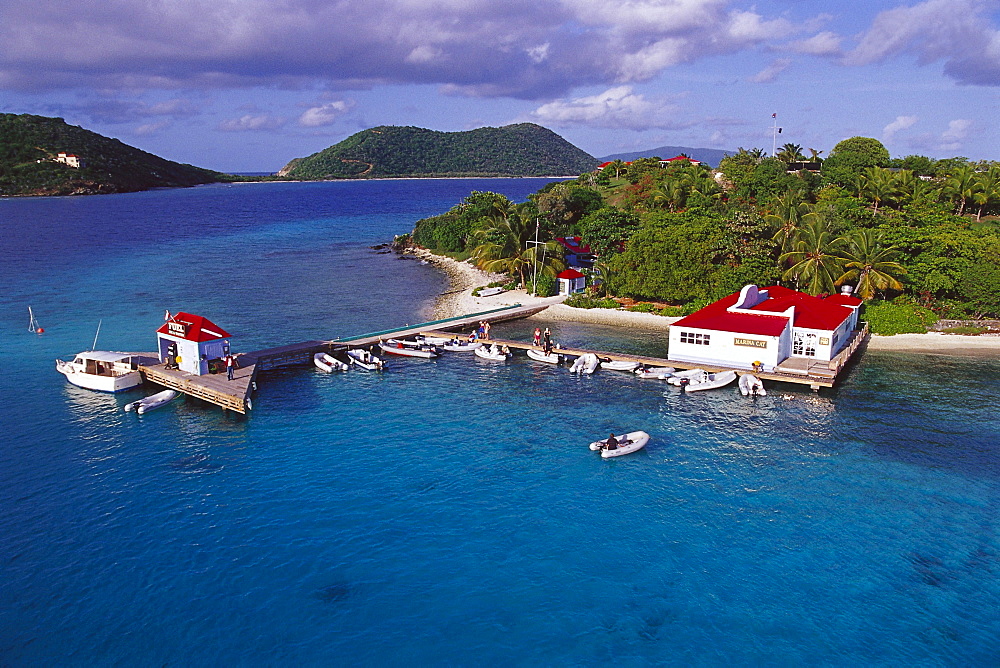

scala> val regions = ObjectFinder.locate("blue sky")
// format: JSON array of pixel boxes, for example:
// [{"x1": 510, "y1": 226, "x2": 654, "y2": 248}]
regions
[{"x1": 3, "y1": 0, "x2": 1000, "y2": 172}]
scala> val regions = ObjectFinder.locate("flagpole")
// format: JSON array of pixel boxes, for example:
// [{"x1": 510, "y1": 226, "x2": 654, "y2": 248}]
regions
[{"x1": 771, "y1": 113, "x2": 778, "y2": 157}]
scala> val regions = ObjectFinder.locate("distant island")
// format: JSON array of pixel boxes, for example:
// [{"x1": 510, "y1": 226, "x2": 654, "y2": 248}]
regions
[
  {"x1": 278, "y1": 123, "x2": 598, "y2": 179},
  {"x1": 0, "y1": 113, "x2": 224, "y2": 197}
]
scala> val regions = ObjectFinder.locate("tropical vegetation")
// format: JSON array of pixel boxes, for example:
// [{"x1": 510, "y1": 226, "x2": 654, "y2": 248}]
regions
[
  {"x1": 0, "y1": 113, "x2": 223, "y2": 196},
  {"x1": 411, "y1": 135, "x2": 1000, "y2": 333},
  {"x1": 281, "y1": 123, "x2": 598, "y2": 179}
]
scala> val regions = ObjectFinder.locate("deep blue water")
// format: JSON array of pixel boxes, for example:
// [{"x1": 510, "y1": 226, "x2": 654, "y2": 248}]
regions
[{"x1": 2, "y1": 181, "x2": 1000, "y2": 666}]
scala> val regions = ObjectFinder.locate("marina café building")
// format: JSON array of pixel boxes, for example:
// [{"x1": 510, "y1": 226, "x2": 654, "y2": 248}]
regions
[{"x1": 668, "y1": 284, "x2": 863, "y2": 372}]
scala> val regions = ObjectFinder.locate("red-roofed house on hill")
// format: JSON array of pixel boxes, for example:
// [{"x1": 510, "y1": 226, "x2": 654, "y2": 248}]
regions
[
  {"x1": 156, "y1": 312, "x2": 232, "y2": 376},
  {"x1": 555, "y1": 236, "x2": 595, "y2": 267},
  {"x1": 659, "y1": 155, "x2": 700, "y2": 166},
  {"x1": 669, "y1": 285, "x2": 862, "y2": 371}
]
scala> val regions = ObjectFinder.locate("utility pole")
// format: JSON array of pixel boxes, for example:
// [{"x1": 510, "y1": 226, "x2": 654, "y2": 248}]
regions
[{"x1": 527, "y1": 218, "x2": 542, "y2": 296}]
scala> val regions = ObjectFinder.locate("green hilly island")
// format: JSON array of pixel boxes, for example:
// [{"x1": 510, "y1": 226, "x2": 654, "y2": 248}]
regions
[
  {"x1": 0, "y1": 114, "x2": 223, "y2": 196},
  {"x1": 280, "y1": 123, "x2": 598, "y2": 179}
]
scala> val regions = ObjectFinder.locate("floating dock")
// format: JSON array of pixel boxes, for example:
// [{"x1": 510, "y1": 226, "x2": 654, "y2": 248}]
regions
[{"x1": 139, "y1": 304, "x2": 867, "y2": 414}]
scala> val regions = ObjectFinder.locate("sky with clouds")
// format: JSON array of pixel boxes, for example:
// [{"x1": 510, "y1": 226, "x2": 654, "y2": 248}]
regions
[{"x1": 3, "y1": 0, "x2": 1000, "y2": 171}]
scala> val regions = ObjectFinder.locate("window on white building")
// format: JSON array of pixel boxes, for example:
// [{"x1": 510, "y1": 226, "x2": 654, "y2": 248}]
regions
[
  {"x1": 793, "y1": 333, "x2": 817, "y2": 357},
  {"x1": 680, "y1": 331, "x2": 711, "y2": 345}
]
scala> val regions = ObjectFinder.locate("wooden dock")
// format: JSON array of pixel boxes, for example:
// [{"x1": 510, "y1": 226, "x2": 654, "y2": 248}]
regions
[
  {"x1": 138, "y1": 304, "x2": 547, "y2": 414},
  {"x1": 138, "y1": 304, "x2": 867, "y2": 413}
]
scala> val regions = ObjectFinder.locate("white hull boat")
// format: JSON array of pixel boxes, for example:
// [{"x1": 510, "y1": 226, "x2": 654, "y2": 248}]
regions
[
  {"x1": 666, "y1": 368, "x2": 708, "y2": 386},
  {"x1": 347, "y1": 349, "x2": 384, "y2": 370},
  {"x1": 526, "y1": 348, "x2": 564, "y2": 364},
  {"x1": 684, "y1": 369, "x2": 738, "y2": 393},
  {"x1": 635, "y1": 366, "x2": 676, "y2": 379},
  {"x1": 56, "y1": 351, "x2": 147, "y2": 393},
  {"x1": 589, "y1": 430, "x2": 650, "y2": 458},
  {"x1": 474, "y1": 344, "x2": 510, "y2": 361},
  {"x1": 569, "y1": 353, "x2": 600, "y2": 374},
  {"x1": 601, "y1": 359, "x2": 640, "y2": 372},
  {"x1": 441, "y1": 339, "x2": 482, "y2": 352},
  {"x1": 125, "y1": 389, "x2": 178, "y2": 414},
  {"x1": 414, "y1": 335, "x2": 451, "y2": 346},
  {"x1": 380, "y1": 340, "x2": 440, "y2": 358},
  {"x1": 739, "y1": 373, "x2": 767, "y2": 396},
  {"x1": 314, "y1": 352, "x2": 349, "y2": 372}
]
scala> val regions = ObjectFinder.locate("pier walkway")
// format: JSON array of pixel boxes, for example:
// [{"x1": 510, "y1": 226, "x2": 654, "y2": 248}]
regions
[{"x1": 139, "y1": 304, "x2": 867, "y2": 414}]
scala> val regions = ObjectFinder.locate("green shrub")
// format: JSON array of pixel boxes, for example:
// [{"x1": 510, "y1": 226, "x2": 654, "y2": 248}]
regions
[
  {"x1": 564, "y1": 294, "x2": 619, "y2": 309},
  {"x1": 864, "y1": 300, "x2": 938, "y2": 335},
  {"x1": 679, "y1": 298, "x2": 711, "y2": 316},
  {"x1": 941, "y1": 325, "x2": 988, "y2": 335},
  {"x1": 526, "y1": 273, "x2": 557, "y2": 297},
  {"x1": 657, "y1": 306, "x2": 683, "y2": 317},
  {"x1": 626, "y1": 302, "x2": 657, "y2": 313}
]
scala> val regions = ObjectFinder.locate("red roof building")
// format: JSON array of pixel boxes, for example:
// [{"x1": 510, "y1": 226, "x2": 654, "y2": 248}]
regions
[
  {"x1": 669, "y1": 285, "x2": 862, "y2": 372},
  {"x1": 557, "y1": 268, "x2": 587, "y2": 295},
  {"x1": 156, "y1": 312, "x2": 233, "y2": 376}
]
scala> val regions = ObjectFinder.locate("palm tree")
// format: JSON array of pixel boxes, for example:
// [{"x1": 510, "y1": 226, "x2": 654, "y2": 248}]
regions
[
  {"x1": 468, "y1": 211, "x2": 565, "y2": 287},
  {"x1": 589, "y1": 261, "x2": 614, "y2": 297},
  {"x1": 807, "y1": 148, "x2": 824, "y2": 162},
  {"x1": 777, "y1": 143, "x2": 805, "y2": 163},
  {"x1": 835, "y1": 229, "x2": 907, "y2": 300},
  {"x1": 856, "y1": 167, "x2": 897, "y2": 214},
  {"x1": 944, "y1": 164, "x2": 977, "y2": 216},
  {"x1": 766, "y1": 192, "x2": 819, "y2": 254},
  {"x1": 606, "y1": 159, "x2": 628, "y2": 179},
  {"x1": 779, "y1": 218, "x2": 847, "y2": 295},
  {"x1": 972, "y1": 166, "x2": 1000, "y2": 221}
]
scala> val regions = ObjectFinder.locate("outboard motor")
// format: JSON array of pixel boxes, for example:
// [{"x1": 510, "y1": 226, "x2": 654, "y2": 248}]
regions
[{"x1": 679, "y1": 377, "x2": 690, "y2": 388}]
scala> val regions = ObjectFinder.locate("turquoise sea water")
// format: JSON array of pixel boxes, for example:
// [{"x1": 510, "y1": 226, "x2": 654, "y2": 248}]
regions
[{"x1": 2, "y1": 181, "x2": 999, "y2": 666}]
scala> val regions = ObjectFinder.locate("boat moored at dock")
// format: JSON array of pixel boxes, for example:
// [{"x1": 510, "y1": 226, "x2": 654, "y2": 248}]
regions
[
  {"x1": 124, "y1": 389, "x2": 179, "y2": 414},
  {"x1": 56, "y1": 351, "x2": 155, "y2": 392},
  {"x1": 314, "y1": 352, "x2": 349, "y2": 372},
  {"x1": 380, "y1": 339, "x2": 441, "y2": 358}
]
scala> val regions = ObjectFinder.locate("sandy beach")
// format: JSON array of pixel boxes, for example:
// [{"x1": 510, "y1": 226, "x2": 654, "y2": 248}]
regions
[{"x1": 414, "y1": 248, "x2": 1000, "y2": 358}]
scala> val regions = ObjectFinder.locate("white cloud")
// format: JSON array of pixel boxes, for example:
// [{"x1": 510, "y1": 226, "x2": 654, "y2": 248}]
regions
[
  {"x1": 134, "y1": 120, "x2": 171, "y2": 136},
  {"x1": 845, "y1": 0, "x2": 1000, "y2": 85},
  {"x1": 787, "y1": 31, "x2": 842, "y2": 56},
  {"x1": 218, "y1": 114, "x2": 285, "y2": 132},
  {"x1": 749, "y1": 59, "x2": 791, "y2": 83},
  {"x1": 882, "y1": 115, "x2": 918, "y2": 141},
  {"x1": 529, "y1": 85, "x2": 683, "y2": 130},
  {"x1": 297, "y1": 101, "x2": 353, "y2": 127},
  {"x1": 940, "y1": 118, "x2": 973, "y2": 150}
]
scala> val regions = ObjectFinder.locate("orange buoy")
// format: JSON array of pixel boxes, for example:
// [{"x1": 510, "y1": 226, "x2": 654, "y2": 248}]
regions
[{"x1": 36, "y1": 327, "x2": 45, "y2": 334}]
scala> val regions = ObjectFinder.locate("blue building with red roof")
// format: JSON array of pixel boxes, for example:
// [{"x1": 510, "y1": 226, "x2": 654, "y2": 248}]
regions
[
  {"x1": 669, "y1": 285, "x2": 862, "y2": 371},
  {"x1": 156, "y1": 312, "x2": 232, "y2": 376}
]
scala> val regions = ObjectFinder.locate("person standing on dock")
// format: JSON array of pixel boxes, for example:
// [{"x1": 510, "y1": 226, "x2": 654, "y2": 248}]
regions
[
  {"x1": 483, "y1": 321, "x2": 491, "y2": 340},
  {"x1": 225, "y1": 353, "x2": 237, "y2": 380},
  {"x1": 542, "y1": 328, "x2": 552, "y2": 354},
  {"x1": 533, "y1": 328, "x2": 541, "y2": 347},
  {"x1": 477, "y1": 321, "x2": 486, "y2": 340}
]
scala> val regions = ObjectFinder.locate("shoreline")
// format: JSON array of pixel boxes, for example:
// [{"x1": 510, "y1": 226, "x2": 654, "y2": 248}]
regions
[{"x1": 414, "y1": 249, "x2": 1000, "y2": 358}]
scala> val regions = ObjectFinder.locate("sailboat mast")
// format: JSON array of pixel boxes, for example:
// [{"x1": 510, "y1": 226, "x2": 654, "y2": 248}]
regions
[{"x1": 91, "y1": 320, "x2": 102, "y2": 351}]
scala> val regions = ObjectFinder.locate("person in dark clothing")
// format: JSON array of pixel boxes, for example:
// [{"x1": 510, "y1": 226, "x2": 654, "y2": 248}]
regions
[
  {"x1": 226, "y1": 353, "x2": 237, "y2": 380},
  {"x1": 605, "y1": 433, "x2": 618, "y2": 450}
]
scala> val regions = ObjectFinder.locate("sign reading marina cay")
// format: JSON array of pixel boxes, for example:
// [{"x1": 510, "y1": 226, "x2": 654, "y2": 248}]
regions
[{"x1": 734, "y1": 337, "x2": 768, "y2": 349}]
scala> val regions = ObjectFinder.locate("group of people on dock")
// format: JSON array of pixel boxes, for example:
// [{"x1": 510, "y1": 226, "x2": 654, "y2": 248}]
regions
[
  {"x1": 469, "y1": 320, "x2": 491, "y2": 342},
  {"x1": 533, "y1": 327, "x2": 554, "y2": 354}
]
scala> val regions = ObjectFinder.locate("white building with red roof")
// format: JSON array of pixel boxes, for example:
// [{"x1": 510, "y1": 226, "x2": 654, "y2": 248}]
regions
[
  {"x1": 669, "y1": 285, "x2": 862, "y2": 371},
  {"x1": 557, "y1": 268, "x2": 587, "y2": 295},
  {"x1": 156, "y1": 312, "x2": 232, "y2": 376}
]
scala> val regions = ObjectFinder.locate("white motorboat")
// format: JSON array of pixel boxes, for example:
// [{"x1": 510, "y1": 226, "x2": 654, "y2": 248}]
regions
[
  {"x1": 474, "y1": 344, "x2": 511, "y2": 361},
  {"x1": 441, "y1": 339, "x2": 482, "y2": 352},
  {"x1": 526, "y1": 348, "x2": 564, "y2": 364},
  {"x1": 666, "y1": 368, "x2": 708, "y2": 386},
  {"x1": 414, "y1": 334, "x2": 451, "y2": 346},
  {"x1": 125, "y1": 389, "x2": 178, "y2": 414},
  {"x1": 314, "y1": 352, "x2": 349, "y2": 372},
  {"x1": 380, "y1": 339, "x2": 440, "y2": 358},
  {"x1": 56, "y1": 351, "x2": 147, "y2": 392},
  {"x1": 589, "y1": 430, "x2": 650, "y2": 458},
  {"x1": 600, "y1": 359, "x2": 640, "y2": 372},
  {"x1": 635, "y1": 366, "x2": 676, "y2": 379},
  {"x1": 569, "y1": 352, "x2": 600, "y2": 374},
  {"x1": 738, "y1": 373, "x2": 767, "y2": 396},
  {"x1": 347, "y1": 348, "x2": 385, "y2": 370},
  {"x1": 684, "y1": 369, "x2": 738, "y2": 393}
]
